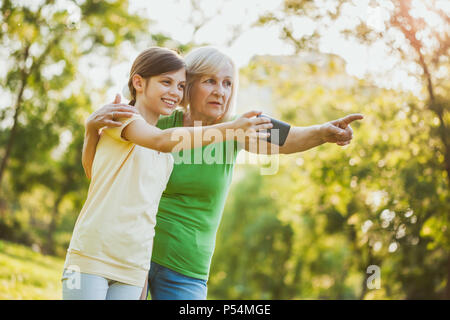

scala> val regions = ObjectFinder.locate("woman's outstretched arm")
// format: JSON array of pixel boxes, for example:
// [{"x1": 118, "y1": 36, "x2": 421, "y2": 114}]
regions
[{"x1": 243, "y1": 113, "x2": 364, "y2": 155}]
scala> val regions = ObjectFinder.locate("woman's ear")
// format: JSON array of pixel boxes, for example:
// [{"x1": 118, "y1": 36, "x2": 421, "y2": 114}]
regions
[{"x1": 132, "y1": 74, "x2": 145, "y2": 93}]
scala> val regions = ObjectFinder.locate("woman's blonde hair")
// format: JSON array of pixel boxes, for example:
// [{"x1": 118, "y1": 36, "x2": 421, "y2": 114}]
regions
[{"x1": 180, "y1": 46, "x2": 238, "y2": 122}]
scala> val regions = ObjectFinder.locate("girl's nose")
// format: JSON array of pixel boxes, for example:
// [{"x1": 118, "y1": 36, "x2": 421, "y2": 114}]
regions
[{"x1": 169, "y1": 85, "x2": 182, "y2": 98}]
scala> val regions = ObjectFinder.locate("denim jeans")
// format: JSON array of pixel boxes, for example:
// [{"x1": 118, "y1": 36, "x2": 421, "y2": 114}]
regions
[
  {"x1": 61, "y1": 269, "x2": 143, "y2": 300},
  {"x1": 148, "y1": 261, "x2": 208, "y2": 300}
]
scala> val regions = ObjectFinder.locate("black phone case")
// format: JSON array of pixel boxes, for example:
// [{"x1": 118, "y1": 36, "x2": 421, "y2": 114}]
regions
[{"x1": 257, "y1": 114, "x2": 291, "y2": 146}]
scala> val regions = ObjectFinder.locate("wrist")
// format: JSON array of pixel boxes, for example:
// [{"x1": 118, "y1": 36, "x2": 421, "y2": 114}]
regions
[
  {"x1": 219, "y1": 120, "x2": 237, "y2": 135},
  {"x1": 85, "y1": 123, "x2": 99, "y2": 137},
  {"x1": 315, "y1": 124, "x2": 326, "y2": 144},
  {"x1": 226, "y1": 118, "x2": 238, "y2": 130}
]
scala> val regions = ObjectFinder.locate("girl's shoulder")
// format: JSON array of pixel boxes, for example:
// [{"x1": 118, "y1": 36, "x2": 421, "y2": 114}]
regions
[{"x1": 102, "y1": 113, "x2": 146, "y2": 143}]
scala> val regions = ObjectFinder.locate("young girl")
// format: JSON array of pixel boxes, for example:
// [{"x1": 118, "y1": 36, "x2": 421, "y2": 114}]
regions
[{"x1": 61, "y1": 47, "x2": 272, "y2": 300}]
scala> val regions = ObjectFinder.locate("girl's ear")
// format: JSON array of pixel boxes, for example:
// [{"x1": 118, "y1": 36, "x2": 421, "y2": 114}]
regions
[{"x1": 132, "y1": 74, "x2": 145, "y2": 93}]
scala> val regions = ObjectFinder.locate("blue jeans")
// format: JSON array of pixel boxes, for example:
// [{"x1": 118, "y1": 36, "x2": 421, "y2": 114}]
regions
[
  {"x1": 148, "y1": 261, "x2": 208, "y2": 300},
  {"x1": 61, "y1": 269, "x2": 143, "y2": 300}
]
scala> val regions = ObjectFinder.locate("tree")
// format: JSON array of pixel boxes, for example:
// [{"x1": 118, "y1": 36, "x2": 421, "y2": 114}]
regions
[
  {"x1": 256, "y1": 0, "x2": 449, "y2": 299},
  {"x1": 210, "y1": 52, "x2": 448, "y2": 299},
  {"x1": 0, "y1": 0, "x2": 148, "y2": 190},
  {"x1": 0, "y1": 0, "x2": 151, "y2": 253}
]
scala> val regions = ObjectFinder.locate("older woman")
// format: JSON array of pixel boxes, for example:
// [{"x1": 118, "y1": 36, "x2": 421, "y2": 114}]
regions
[{"x1": 82, "y1": 46, "x2": 363, "y2": 300}]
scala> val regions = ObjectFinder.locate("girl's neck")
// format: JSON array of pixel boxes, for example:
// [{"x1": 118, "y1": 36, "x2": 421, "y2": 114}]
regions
[{"x1": 135, "y1": 100, "x2": 160, "y2": 126}]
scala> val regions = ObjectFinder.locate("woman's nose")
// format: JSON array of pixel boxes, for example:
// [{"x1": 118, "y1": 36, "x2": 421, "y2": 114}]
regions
[{"x1": 213, "y1": 86, "x2": 225, "y2": 97}]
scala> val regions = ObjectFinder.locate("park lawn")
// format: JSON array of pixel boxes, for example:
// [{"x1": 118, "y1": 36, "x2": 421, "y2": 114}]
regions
[{"x1": 0, "y1": 240, "x2": 64, "y2": 300}]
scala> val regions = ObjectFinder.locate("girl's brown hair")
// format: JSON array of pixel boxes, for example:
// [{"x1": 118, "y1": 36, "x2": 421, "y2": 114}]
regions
[{"x1": 127, "y1": 47, "x2": 185, "y2": 105}]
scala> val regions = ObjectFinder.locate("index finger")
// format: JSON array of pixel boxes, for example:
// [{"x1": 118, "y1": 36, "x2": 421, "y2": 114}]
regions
[{"x1": 342, "y1": 113, "x2": 364, "y2": 124}]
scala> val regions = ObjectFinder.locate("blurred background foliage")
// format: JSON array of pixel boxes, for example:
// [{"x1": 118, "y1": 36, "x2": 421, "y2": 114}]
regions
[{"x1": 0, "y1": 0, "x2": 448, "y2": 299}]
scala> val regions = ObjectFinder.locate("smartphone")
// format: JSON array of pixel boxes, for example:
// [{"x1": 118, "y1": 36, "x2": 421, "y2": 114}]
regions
[{"x1": 257, "y1": 114, "x2": 291, "y2": 146}]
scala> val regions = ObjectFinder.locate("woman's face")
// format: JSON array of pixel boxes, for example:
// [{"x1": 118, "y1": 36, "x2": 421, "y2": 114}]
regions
[
  {"x1": 189, "y1": 62, "x2": 234, "y2": 121},
  {"x1": 139, "y1": 68, "x2": 186, "y2": 116}
]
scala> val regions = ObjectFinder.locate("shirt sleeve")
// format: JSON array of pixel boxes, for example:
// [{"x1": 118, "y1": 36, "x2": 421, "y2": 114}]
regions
[{"x1": 103, "y1": 114, "x2": 145, "y2": 143}]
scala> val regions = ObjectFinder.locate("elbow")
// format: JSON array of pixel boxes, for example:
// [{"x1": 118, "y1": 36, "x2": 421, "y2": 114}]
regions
[
  {"x1": 278, "y1": 145, "x2": 293, "y2": 154},
  {"x1": 82, "y1": 159, "x2": 92, "y2": 180},
  {"x1": 149, "y1": 134, "x2": 173, "y2": 153},
  {"x1": 83, "y1": 164, "x2": 92, "y2": 180},
  {"x1": 155, "y1": 143, "x2": 172, "y2": 154}
]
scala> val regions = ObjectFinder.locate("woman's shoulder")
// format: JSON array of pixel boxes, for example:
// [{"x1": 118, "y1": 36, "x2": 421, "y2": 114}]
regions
[{"x1": 157, "y1": 109, "x2": 184, "y2": 130}]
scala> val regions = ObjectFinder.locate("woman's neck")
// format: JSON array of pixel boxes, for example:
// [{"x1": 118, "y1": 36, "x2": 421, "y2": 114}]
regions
[
  {"x1": 183, "y1": 108, "x2": 222, "y2": 127},
  {"x1": 135, "y1": 101, "x2": 159, "y2": 126}
]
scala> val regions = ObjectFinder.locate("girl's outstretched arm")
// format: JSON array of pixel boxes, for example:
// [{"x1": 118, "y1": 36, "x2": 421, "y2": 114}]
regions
[{"x1": 120, "y1": 111, "x2": 272, "y2": 153}]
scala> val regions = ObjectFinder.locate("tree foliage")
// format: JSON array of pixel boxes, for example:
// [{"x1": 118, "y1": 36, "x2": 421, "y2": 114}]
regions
[{"x1": 210, "y1": 52, "x2": 449, "y2": 299}]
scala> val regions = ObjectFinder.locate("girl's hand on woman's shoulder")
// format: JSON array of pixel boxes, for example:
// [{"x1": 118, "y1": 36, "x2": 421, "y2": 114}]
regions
[{"x1": 86, "y1": 94, "x2": 139, "y2": 134}]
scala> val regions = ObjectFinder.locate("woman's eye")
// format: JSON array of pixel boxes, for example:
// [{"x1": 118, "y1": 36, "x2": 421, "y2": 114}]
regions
[
  {"x1": 179, "y1": 84, "x2": 185, "y2": 90},
  {"x1": 206, "y1": 79, "x2": 215, "y2": 84},
  {"x1": 224, "y1": 80, "x2": 232, "y2": 87}
]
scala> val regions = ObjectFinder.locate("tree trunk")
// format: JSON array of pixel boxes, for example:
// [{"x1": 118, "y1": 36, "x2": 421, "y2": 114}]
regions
[
  {"x1": 0, "y1": 32, "x2": 64, "y2": 188},
  {"x1": 0, "y1": 74, "x2": 28, "y2": 186},
  {"x1": 420, "y1": 60, "x2": 450, "y2": 301},
  {"x1": 45, "y1": 194, "x2": 64, "y2": 255},
  {"x1": 446, "y1": 254, "x2": 450, "y2": 300},
  {"x1": 0, "y1": 44, "x2": 30, "y2": 187}
]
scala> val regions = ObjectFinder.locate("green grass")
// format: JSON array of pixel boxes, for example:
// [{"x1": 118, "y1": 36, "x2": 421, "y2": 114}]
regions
[{"x1": 0, "y1": 240, "x2": 64, "y2": 300}]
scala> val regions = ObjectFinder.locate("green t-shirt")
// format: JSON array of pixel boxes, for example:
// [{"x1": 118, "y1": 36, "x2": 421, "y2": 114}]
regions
[{"x1": 154, "y1": 109, "x2": 241, "y2": 280}]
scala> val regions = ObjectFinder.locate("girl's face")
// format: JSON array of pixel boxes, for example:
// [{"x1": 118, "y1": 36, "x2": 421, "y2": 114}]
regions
[
  {"x1": 136, "y1": 68, "x2": 186, "y2": 116},
  {"x1": 189, "y1": 63, "x2": 233, "y2": 122}
]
